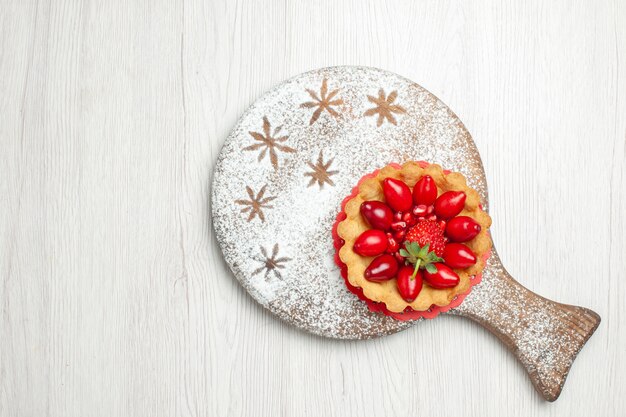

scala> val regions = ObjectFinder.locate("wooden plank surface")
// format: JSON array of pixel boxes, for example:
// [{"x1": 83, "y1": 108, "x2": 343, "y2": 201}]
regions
[{"x1": 1, "y1": 0, "x2": 624, "y2": 415}]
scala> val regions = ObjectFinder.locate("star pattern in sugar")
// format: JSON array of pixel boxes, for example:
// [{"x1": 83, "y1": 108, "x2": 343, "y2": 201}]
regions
[
  {"x1": 252, "y1": 244, "x2": 291, "y2": 281},
  {"x1": 300, "y1": 78, "x2": 344, "y2": 125},
  {"x1": 235, "y1": 185, "x2": 277, "y2": 222},
  {"x1": 363, "y1": 89, "x2": 406, "y2": 126},
  {"x1": 304, "y1": 151, "x2": 338, "y2": 188},
  {"x1": 244, "y1": 116, "x2": 296, "y2": 170}
]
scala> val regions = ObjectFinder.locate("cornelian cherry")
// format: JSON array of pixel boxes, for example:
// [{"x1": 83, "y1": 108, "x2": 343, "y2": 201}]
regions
[
  {"x1": 364, "y1": 254, "x2": 398, "y2": 282},
  {"x1": 434, "y1": 191, "x2": 466, "y2": 219},
  {"x1": 445, "y1": 216, "x2": 481, "y2": 242},
  {"x1": 413, "y1": 175, "x2": 438, "y2": 206},
  {"x1": 360, "y1": 201, "x2": 393, "y2": 230},
  {"x1": 443, "y1": 243, "x2": 477, "y2": 268},
  {"x1": 396, "y1": 266, "x2": 423, "y2": 302},
  {"x1": 353, "y1": 230, "x2": 388, "y2": 257},
  {"x1": 423, "y1": 263, "x2": 460, "y2": 288},
  {"x1": 383, "y1": 178, "x2": 413, "y2": 212}
]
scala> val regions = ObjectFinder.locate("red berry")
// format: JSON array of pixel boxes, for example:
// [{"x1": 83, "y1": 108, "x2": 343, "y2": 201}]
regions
[
  {"x1": 364, "y1": 254, "x2": 399, "y2": 282},
  {"x1": 445, "y1": 216, "x2": 481, "y2": 242},
  {"x1": 394, "y1": 211, "x2": 404, "y2": 221},
  {"x1": 353, "y1": 230, "x2": 388, "y2": 256},
  {"x1": 385, "y1": 234, "x2": 400, "y2": 253},
  {"x1": 383, "y1": 178, "x2": 413, "y2": 212},
  {"x1": 413, "y1": 175, "x2": 438, "y2": 206},
  {"x1": 434, "y1": 191, "x2": 466, "y2": 219},
  {"x1": 412, "y1": 204, "x2": 428, "y2": 216},
  {"x1": 394, "y1": 251, "x2": 405, "y2": 264},
  {"x1": 426, "y1": 205, "x2": 435, "y2": 215},
  {"x1": 443, "y1": 243, "x2": 477, "y2": 268},
  {"x1": 360, "y1": 201, "x2": 393, "y2": 230},
  {"x1": 393, "y1": 229, "x2": 406, "y2": 240},
  {"x1": 426, "y1": 214, "x2": 437, "y2": 221},
  {"x1": 391, "y1": 221, "x2": 407, "y2": 231},
  {"x1": 423, "y1": 263, "x2": 460, "y2": 288},
  {"x1": 438, "y1": 220, "x2": 447, "y2": 230},
  {"x1": 396, "y1": 266, "x2": 423, "y2": 302},
  {"x1": 404, "y1": 220, "x2": 446, "y2": 257}
]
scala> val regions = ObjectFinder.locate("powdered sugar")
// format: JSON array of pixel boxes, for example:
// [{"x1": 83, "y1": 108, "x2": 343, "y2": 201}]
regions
[
  {"x1": 452, "y1": 249, "x2": 600, "y2": 399},
  {"x1": 212, "y1": 66, "x2": 487, "y2": 339},
  {"x1": 212, "y1": 67, "x2": 600, "y2": 401}
]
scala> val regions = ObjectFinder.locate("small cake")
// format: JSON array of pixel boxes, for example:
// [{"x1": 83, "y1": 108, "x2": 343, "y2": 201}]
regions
[{"x1": 334, "y1": 161, "x2": 492, "y2": 318}]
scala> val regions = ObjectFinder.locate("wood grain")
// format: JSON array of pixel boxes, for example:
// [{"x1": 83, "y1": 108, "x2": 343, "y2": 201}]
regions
[
  {"x1": 453, "y1": 248, "x2": 601, "y2": 402},
  {"x1": 1, "y1": 0, "x2": 624, "y2": 416}
]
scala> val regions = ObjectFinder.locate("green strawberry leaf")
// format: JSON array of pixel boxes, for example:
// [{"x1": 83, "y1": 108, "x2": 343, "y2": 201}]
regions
[
  {"x1": 398, "y1": 239, "x2": 445, "y2": 275},
  {"x1": 418, "y1": 244, "x2": 429, "y2": 258},
  {"x1": 405, "y1": 242, "x2": 415, "y2": 255}
]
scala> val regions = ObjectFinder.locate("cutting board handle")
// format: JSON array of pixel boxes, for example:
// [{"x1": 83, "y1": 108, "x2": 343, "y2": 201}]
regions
[{"x1": 452, "y1": 248, "x2": 601, "y2": 401}]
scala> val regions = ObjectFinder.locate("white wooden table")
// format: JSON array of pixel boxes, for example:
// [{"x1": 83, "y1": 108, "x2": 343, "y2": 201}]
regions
[{"x1": 1, "y1": 1, "x2": 624, "y2": 415}]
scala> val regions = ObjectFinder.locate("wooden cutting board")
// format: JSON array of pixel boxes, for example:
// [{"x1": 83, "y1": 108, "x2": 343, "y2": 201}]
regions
[{"x1": 211, "y1": 66, "x2": 600, "y2": 401}]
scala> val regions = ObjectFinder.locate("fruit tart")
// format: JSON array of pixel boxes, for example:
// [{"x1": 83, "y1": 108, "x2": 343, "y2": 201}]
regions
[{"x1": 334, "y1": 161, "x2": 492, "y2": 319}]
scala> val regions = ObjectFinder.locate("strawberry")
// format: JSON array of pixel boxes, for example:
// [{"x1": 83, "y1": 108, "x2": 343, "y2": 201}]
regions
[
  {"x1": 404, "y1": 220, "x2": 446, "y2": 257},
  {"x1": 398, "y1": 231, "x2": 443, "y2": 280}
]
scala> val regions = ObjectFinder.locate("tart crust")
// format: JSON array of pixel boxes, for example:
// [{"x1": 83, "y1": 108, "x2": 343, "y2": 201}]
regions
[{"x1": 337, "y1": 162, "x2": 492, "y2": 313}]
